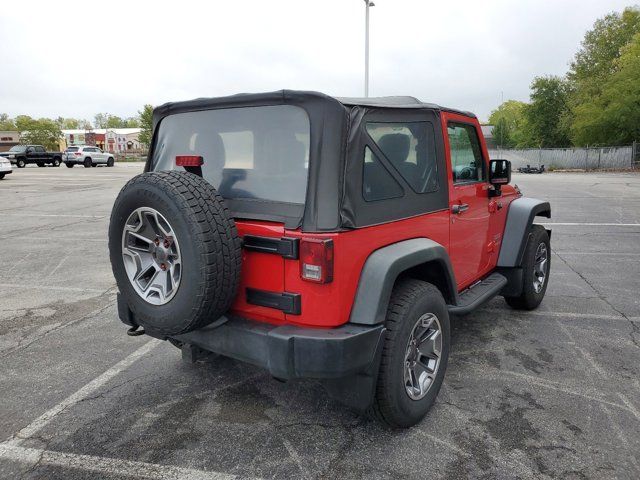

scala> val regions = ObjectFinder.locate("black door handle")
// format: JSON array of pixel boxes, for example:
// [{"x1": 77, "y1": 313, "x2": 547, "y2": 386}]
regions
[{"x1": 451, "y1": 203, "x2": 469, "y2": 214}]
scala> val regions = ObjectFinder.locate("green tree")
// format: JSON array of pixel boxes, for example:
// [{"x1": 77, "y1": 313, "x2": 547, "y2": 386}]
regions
[
  {"x1": 524, "y1": 76, "x2": 571, "y2": 147},
  {"x1": 488, "y1": 100, "x2": 529, "y2": 148},
  {"x1": 0, "y1": 113, "x2": 16, "y2": 131},
  {"x1": 566, "y1": 6, "x2": 640, "y2": 142},
  {"x1": 568, "y1": 7, "x2": 640, "y2": 91},
  {"x1": 571, "y1": 32, "x2": 640, "y2": 145},
  {"x1": 124, "y1": 117, "x2": 141, "y2": 128},
  {"x1": 105, "y1": 115, "x2": 125, "y2": 128},
  {"x1": 94, "y1": 113, "x2": 108, "y2": 129},
  {"x1": 17, "y1": 117, "x2": 62, "y2": 150},
  {"x1": 137, "y1": 104, "x2": 154, "y2": 147}
]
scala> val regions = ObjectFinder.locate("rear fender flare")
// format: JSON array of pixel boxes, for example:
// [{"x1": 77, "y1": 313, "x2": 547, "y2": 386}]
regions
[
  {"x1": 497, "y1": 197, "x2": 551, "y2": 268},
  {"x1": 348, "y1": 238, "x2": 457, "y2": 326}
]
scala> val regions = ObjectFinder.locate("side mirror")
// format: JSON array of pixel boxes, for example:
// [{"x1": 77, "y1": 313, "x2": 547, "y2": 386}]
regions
[{"x1": 489, "y1": 159, "x2": 511, "y2": 197}]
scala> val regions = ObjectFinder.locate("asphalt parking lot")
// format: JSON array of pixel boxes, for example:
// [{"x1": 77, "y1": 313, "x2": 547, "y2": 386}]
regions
[{"x1": 1, "y1": 165, "x2": 639, "y2": 479}]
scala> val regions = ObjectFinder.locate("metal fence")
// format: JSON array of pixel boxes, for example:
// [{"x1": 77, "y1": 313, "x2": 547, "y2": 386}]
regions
[{"x1": 489, "y1": 144, "x2": 636, "y2": 171}]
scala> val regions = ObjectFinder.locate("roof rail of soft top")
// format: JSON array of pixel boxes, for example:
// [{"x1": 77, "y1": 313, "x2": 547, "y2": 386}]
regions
[
  {"x1": 153, "y1": 90, "x2": 476, "y2": 120},
  {"x1": 334, "y1": 96, "x2": 476, "y2": 118}
]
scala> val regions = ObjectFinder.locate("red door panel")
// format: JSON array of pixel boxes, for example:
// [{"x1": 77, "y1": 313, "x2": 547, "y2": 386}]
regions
[{"x1": 442, "y1": 113, "x2": 493, "y2": 289}]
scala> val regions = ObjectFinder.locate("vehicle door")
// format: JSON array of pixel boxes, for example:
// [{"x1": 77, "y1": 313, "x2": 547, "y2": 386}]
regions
[
  {"x1": 34, "y1": 146, "x2": 46, "y2": 162},
  {"x1": 96, "y1": 147, "x2": 106, "y2": 163},
  {"x1": 26, "y1": 146, "x2": 36, "y2": 162},
  {"x1": 85, "y1": 147, "x2": 96, "y2": 160},
  {"x1": 442, "y1": 113, "x2": 492, "y2": 289}
]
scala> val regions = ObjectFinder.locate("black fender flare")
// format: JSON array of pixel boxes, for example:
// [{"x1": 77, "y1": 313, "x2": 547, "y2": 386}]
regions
[
  {"x1": 497, "y1": 197, "x2": 551, "y2": 268},
  {"x1": 348, "y1": 238, "x2": 457, "y2": 326}
]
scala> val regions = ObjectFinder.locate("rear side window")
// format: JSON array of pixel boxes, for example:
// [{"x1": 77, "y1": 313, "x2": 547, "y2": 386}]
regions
[
  {"x1": 366, "y1": 122, "x2": 439, "y2": 194},
  {"x1": 447, "y1": 122, "x2": 485, "y2": 183},
  {"x1": 153, "y1": 105, "x2": 310, "y2": 204},
  {"x1": 362, "y1": 147, "x2": 403, "y2": 202}
]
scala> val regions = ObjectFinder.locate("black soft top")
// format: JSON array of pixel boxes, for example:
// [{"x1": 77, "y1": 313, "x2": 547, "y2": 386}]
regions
[
  {"x1": 148, "y1": 90, "x2": 470, "y2": 231},
  {"x1": 152, "y1": 90, "x2": 475, "y2": 126}
]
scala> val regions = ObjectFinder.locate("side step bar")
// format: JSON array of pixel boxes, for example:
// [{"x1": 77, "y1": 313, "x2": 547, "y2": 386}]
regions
[{"x1": 447, "y1": 272, "x2": 507, "y2": 315}]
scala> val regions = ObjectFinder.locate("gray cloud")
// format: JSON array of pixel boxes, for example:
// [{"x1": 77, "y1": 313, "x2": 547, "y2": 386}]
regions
[{"x1": 0, "y1": 0, "x2": 631, "y2": 121}]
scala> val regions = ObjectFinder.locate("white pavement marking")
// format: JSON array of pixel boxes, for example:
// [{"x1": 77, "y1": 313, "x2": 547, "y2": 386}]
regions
[
  {"x1": 553, "y1": 252, "x2": 640, "y2": 256},
  {"x1": 457, "y1": 360, "x2": 637, "y2": 417},
  {"x1": 618, "y1": 394, "x2": 640, "y2": 421},
  {"x1": 7, "y1": 339, "x2": 159, "y2": 445},
  {"x1": 281, "y1": 438, "x2": 310, "y2": 477},
  {"x1": 0, "y1": 444, "x2": 237, "y2": 480},
  {"x1": 479, "y1": 308, "x2": 634, "y2": 323},
  {"x1": 1, "y1": 212, "x2": 105, "y2": 219},
  {"x1": 0, "y1": 283, "x2": 107, "y2": 294},
  {"x1": 46, "y1": 253, "x2": 71, "y2": 280},
  {"x1": 542, "y1": 222, "x2": 640, "y2": 227},
  {"x1": 555, "y1": 319, "x2": 606, "y2": 376}
]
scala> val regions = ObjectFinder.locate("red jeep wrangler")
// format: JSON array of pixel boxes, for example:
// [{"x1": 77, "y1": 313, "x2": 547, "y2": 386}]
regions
[{"x1": 109, "y1": 91, "x2": 551, "y2": 428}]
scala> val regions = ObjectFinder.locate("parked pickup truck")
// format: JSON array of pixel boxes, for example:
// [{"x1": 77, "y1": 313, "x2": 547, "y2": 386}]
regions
[
  {"x1": 1, "y1": 145, "x2": 63, "y2": 168},
  {"x1": 110, "y1": 90, "x2": 551, "y2": 428}
]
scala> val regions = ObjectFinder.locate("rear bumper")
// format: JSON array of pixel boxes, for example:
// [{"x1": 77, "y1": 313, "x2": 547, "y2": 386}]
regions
[
  {"x1": 171, "y1": 317, "x2": 385, "y2": 380},
  {"x1": 117, "y1": 293, "x2": 384, "y2": 380}
]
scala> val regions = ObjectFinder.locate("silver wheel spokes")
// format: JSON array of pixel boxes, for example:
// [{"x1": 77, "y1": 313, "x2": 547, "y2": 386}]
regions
[
  {"x1": 404, "y1": 313, "x2": 442, "y2": 401},
  {"x1": 121, "y1": 207, "x2": 181, "y2": 305},
  {"x1": 533, "y1": 243, "x2": 548, "y2": 294}
]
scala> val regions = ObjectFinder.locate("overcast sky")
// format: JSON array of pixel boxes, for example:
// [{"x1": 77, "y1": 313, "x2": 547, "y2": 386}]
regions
[{"x1": 0, "y1": 0, "x2": 633, "y2": 122}]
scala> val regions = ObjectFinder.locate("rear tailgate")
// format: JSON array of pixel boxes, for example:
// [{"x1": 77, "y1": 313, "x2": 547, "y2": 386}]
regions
[{"x1": 231, "y1": 220, "x2": 287, "y2": 323}]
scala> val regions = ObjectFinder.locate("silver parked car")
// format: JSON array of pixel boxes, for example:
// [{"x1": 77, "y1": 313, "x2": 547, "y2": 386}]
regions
[
  {"x1": 64, "y1": 146, "x2": 115, "y2": 168},
  {"x1": 0, "y1": 156, "x2": 12, "y2": 179}
]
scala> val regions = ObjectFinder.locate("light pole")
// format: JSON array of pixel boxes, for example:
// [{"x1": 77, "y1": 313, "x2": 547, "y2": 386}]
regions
[{"x1": 364, "y1": 0, "x2": 375, "y2": 97}]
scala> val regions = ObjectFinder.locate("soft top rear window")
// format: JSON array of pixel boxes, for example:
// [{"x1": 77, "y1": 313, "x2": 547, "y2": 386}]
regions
[{"x1": 152, "y1": 105, "x2": 310, "y2": 205}]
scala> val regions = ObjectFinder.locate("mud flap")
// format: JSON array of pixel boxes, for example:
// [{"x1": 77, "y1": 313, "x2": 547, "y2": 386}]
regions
[{"x1": 321, "y1": 328, "x2": 385, "y2": 413}]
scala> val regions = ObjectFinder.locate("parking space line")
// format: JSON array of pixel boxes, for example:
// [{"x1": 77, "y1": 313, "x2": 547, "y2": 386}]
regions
[
  {"x1": 6, "y1": 339, "x2": 159, "y2": 445},
  {"x1": 478, "y1": 308, "x2": 635, "y2": 323},
  {"x1": 456, "y1": 360, "x2": 638, "y2": 419},
  {"x1": 542, "y1": 222, "x2": 640, "y2": 226},
  {"x1": 0, "y1": 444, "x2": 237, "y2": 480},
  {"x1": 1, "y1": 213, "x2": 106, "y2": 219},
  {"x1": 555, "y1": 320, "x2": 606, "y2": 376},
  {"x1": 0, "y1": 283, "x2": 107, "y2": 294}
]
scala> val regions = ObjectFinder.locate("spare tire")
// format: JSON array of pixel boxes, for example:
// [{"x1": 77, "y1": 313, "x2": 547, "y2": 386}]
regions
[{"x1": 109, "y1": 171, "x2": 242, "y2": 335}]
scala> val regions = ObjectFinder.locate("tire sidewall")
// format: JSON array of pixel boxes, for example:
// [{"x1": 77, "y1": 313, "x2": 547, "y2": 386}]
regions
[
  {"x1": 109, "y1": 176, "x2": 214, "y2": 333},
  {"x1": 522, "y1": 226, "x2": 550, "y2": 304},
  {"x1": 383, "y1": 289, "x2": 450, "y2": 427}
]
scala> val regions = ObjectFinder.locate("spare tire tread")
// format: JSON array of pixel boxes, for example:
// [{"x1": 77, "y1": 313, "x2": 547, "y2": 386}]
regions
[{"x1": 110, "y1": 171, "x2": 241, "y2": 335}]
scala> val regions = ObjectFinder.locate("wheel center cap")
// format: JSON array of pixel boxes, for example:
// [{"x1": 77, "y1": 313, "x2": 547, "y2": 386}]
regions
[{"x1": 154, "y1": 246, "x2": 169, "y2": 263}]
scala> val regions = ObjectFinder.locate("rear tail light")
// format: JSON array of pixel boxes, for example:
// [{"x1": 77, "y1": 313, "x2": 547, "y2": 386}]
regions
[
  {"x1": 300, "y1": 238, "x2": 333, "y2": 283},
  {"x1": 176, "y1": 155, "x2": 203, "y2": 167},
  {"x1": 74, "y1": 152, "x2": 81, "y2": 156}
]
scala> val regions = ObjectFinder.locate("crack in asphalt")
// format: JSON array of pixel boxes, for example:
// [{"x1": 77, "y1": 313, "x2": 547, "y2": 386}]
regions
[
  {"x1": 0, "y1": 286, "x2": 118, "y2": 359},
  {"x1": 554, "y1": 249, "x2": 640, "y2": 350}
]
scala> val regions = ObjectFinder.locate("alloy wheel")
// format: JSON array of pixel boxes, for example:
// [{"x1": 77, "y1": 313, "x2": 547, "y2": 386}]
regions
[
  {"x1": 533, "y1": 242, "x2": 548, "y2": 294},
  {"x1": 404, "y1": 313, "x2": 442, "y2": 401},
  {"x1": 121, "y1": 207, "x2": 182, "y2": 305}
]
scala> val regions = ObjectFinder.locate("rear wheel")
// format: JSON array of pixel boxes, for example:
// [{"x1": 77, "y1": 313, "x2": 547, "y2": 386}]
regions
[
  {"x1": 504, "y1": 225, "x2": 550, "y2": 310},
  {"x1": 65, "y1": 163, "x2": 74, "y2": 168},
  {"x1": 0, "y1": 173, "x2": 5, "y2": 180},
  {"x1": 52, "y1": 158, "x2": 61, "y2": 167},
  {"x1": 83, "y1": 158, "x2": 92, "y2": 168},
  {"x1": 107, "y1": 157, "x2": 115, "y2": 167},
  {"x1": 370, "y1": 279, "x2": 450, "y2": 428}
]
